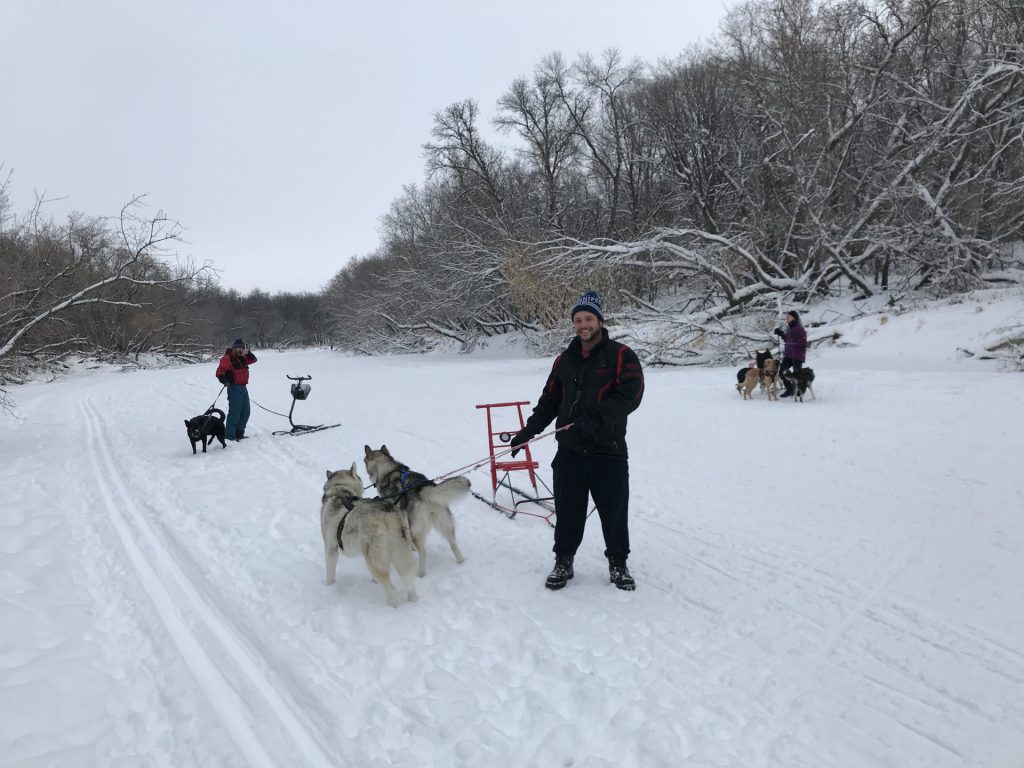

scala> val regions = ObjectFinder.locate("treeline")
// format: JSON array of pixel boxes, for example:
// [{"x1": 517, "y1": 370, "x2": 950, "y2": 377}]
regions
[
  {"x1": 4, "y1": 0, "x2": 1023, "y2": 386},
  {"x1": 0, "y1": 189, "x2": 329, "y2": 392},
  {"x1": 324, "y1": 0, "x2": 1024, "y2": 354}
]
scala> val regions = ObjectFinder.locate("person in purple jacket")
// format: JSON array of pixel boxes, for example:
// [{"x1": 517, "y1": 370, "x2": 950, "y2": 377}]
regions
[{"x1": 774, "y1": 310, "x2": 807, "y2": 398}]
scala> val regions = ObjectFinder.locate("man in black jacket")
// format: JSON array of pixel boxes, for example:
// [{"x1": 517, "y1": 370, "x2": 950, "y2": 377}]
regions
[{"x1": 510, "y1": 290, "x2": 645, "y2": 591}]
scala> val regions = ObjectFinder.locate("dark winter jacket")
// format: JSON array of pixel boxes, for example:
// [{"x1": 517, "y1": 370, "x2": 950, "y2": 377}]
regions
[
  {"x1": 523, "y1": 328, "x2": 644, "y2": 458},
  {"x1": 780, "y1": 322, "x2": 807, "y2": 362},
  {"x1": 216, "y1": 349, "x2": 257, "y2": 386}
]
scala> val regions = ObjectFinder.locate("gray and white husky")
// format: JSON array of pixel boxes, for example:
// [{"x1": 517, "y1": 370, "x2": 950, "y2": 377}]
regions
[
  {"x1": 363, "y1": 444, "x2": 468, "y2": 577},
  {"x1": 320, "y1": 463, "x2": 418, "y2": 607}
]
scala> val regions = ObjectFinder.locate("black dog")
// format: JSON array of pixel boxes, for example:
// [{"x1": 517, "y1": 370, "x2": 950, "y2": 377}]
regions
[
  {"x1": 782, "y1": 368, "x2": 816, "y2": 402},
  {"x1": 185, "y1": 408, "x2": 227, "y2": 454}
]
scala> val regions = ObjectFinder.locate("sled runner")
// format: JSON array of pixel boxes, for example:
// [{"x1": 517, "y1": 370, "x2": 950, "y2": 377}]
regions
[
  {"x1": 271, "y1": 375, "x2": 341, "y2": 436},
  {"x1": 474, "y1": 401, "x2": 556, "y2": 525}
]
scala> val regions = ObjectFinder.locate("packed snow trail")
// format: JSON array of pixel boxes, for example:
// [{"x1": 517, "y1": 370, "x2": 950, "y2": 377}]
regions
[
  {"x1": 2, "y1": 311, "x2": 1024, "y2": 767},
  {"x1": 79, "y1": 396, "x2": 336, "y2": 768}
]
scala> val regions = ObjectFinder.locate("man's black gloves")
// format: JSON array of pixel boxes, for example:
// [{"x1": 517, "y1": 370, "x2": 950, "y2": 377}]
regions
[
  {"x1": 218, "y1": 371, "x2": 234, "y2": 385},
  {"x1": 510, "y1": 412, "x2": 604, "y2": 455},
  {"x1": 572, "y1": 412, "x2": 600, "y2": 440},
  {"x1": 509, "y1": 428, "x2": 534, "y2": 458},
  {"x1": 773, "y1": 327, "x2": 786, "y2": 338}
]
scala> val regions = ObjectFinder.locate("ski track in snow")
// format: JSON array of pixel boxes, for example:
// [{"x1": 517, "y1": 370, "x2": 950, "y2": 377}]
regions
[
  {"x1": 3, "y1": 322, "x2": 1024, "y2": 767},
  {"x1": 80, "y1": 395, "x2": 336, "y2": 768}
]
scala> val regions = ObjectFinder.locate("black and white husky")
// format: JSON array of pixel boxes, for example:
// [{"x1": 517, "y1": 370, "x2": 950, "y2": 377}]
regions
[
  {"x1": 320, "y1": 463, "x2": 418, "y2": 607},
  {"x1": 363, "y1": 445, "x2": 468, "y2": 577},
  {"x1": 783, "y1": 367, "x2": 816, "y2": 402}
]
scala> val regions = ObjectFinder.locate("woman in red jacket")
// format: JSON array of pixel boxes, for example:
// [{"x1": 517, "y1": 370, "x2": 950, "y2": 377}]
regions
[{"x1": 215, "y1": 338, "x2": 257, "y2": 440}]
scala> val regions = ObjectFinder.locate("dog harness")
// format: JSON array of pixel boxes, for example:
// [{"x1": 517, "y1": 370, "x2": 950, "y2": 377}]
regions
[
  {"x1": 378, "y1": 466, "x2": 432, "y2": 509},
  {"x1": 331, "y1": 493, "x2": 357, "y2": 551},
  {"x1": 400, "y1": 468, "x2": 414, "y2": 492}
]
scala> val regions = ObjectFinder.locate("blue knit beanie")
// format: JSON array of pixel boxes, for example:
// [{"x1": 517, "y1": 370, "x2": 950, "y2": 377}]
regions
[
  {"x1": 233, "y1": 338, "x2": 246, "y2": 348},
  {"x1": 570, "y1": 290, "x2": 604, "y2": 322}
]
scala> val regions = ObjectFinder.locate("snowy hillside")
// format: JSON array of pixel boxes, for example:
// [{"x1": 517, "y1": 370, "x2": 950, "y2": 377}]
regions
[{"x1": 1, "y1": 292, "x2": 1022, "y2": 768}]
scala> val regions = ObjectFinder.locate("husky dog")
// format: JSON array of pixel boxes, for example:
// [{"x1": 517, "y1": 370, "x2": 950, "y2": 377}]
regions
[
  {"x1": 184, "y1": 407, "x2": 227, "y2": 454},
  {"x1": 783, "y1": 367, "x2": 816, "y2": 402},
  {"x1": 320, "y1": 463, "x2": 418, "y2": 607},
  {"x1": 363, "y1": 444, "x2": 468, "y2": 577}
]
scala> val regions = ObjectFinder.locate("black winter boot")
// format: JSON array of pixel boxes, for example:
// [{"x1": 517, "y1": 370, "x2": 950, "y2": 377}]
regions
[
  {"x1": 608, "y1": 557, "x2": 636, "y2": 591},
  {"x1": 545, "y1": 554, "x2": 574, "y2": 590}
]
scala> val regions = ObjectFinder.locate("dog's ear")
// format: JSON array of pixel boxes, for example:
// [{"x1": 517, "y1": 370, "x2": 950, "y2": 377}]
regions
[
  {"x1": 184, "y1": 420, "x2": 190, "y2": 426},
  {"x1": 380, "y1": 444, "x2": 389, "y2": 455},
  {"x1": 326, "y1": 470, "x2": 333, "y2": 480},
  {"x1": 364, "y1": 444, "x2": 372, "y2": 456},
  {"x1": 350, "y1": 461, "x2": 357, "y2": 474}
]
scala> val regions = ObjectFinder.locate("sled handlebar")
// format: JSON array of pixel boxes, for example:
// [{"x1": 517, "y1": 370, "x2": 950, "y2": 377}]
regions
[{"x1": 286, "y1": 375, "x2": 312, "y2": 381}]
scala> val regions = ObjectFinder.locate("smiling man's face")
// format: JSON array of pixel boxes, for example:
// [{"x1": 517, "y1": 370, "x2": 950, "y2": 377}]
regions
[{"x1": 573, "y1": 311, "x2": 601, "y2": 344}]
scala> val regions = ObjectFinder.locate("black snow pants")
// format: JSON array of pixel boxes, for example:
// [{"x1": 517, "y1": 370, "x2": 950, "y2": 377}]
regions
[{"x1": 551, "y1": 449, "x2": 630, "y2": 561}]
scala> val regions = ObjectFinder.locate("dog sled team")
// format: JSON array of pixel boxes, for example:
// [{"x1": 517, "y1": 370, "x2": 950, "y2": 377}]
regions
[
  {"x1": 320, "y1": 445, "x2": 469, "y2": 607},
  {"x1": 735, "y1": 310, "x2": 816, "y2": 402},
  {"x1": 321, "y1": 289, "x2": 644, "y2": 606}
]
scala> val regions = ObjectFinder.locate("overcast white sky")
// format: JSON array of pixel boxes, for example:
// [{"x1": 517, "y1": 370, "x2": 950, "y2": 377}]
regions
[{"x1": 2, "y1": 0, "x2": 733, "y2": 294}]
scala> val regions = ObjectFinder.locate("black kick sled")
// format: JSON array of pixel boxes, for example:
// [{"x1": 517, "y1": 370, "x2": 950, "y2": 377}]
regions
[{"x1": 272, "y1": 375, "x2": 341, "y2": 436}]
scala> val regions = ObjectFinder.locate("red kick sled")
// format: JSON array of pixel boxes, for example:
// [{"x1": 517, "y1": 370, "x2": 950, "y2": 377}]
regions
[{"x1": 474, "y1": 401, "x2": 556, "y2": 525}]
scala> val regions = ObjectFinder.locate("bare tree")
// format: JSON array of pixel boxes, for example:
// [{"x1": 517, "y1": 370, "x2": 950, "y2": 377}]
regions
[
  {"x1": 321, "y1": 0, "x2": 1024, "y2": 357},
  {"x1": 494, "y1": 55, "x2": 581, "y2": 231},
  {"x1": 1, "y1": 195, "x2": 211, "y2": 365}
]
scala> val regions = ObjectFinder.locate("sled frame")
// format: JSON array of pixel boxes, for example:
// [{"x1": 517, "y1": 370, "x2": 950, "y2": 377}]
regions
[
  {"x1": 272, "y1": 374, "x2": 340, "y2": 436},
  {"x1": 475, "y1": 401, "x2": 556, "y2": 525}
]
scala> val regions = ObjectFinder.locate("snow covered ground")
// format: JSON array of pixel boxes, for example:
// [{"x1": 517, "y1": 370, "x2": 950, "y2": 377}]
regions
[{"x1": 2, "y1": 293, "x2": 1023, "y2": 768}]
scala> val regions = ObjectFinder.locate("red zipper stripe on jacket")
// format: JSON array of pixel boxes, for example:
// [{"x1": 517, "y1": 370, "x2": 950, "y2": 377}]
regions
[
  {"x1": 544, "y1": 353, "x2": 563, "y2": 397},
  {"x1": 595, "y1": 347, "x2": 623, "y2": 402}
]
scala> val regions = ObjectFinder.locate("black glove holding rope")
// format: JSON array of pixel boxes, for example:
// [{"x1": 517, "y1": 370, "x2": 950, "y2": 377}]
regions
[
  {"x1": 509, "y1": 428, "x2": 535, "y2": 458},
  {"x1": 571, "y1": 411, "x2": 599, "y2": 441},
  {"x1": 510, "y1": 412, "x2": 600, "y2": 457}
]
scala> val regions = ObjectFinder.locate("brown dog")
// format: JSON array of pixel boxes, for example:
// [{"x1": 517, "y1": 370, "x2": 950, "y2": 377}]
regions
[
  {"x1": 762, "y1": 358, "x2": 779, "y2": 400},
  {"x1": 736, "y1": 367, "x2": 761, "y2": 400}
]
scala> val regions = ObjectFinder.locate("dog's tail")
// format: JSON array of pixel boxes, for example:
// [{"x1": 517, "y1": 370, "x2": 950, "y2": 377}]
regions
[{"x1": 420, "y1": 476, "x2": 471, "y2": 507}]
